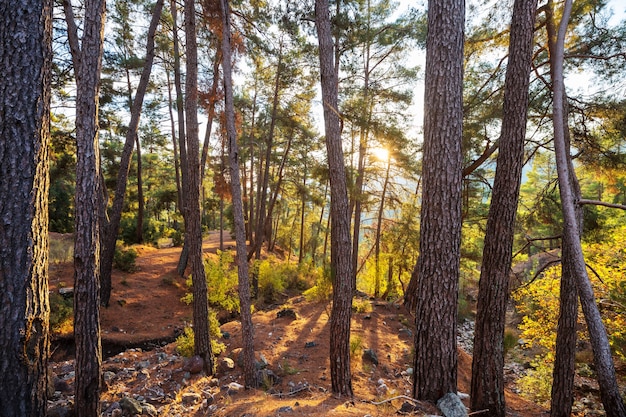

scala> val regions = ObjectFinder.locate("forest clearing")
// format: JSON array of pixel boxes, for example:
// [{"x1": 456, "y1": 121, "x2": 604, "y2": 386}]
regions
[
  {"x1": 3, "y1": 0, "x2": 626, "y2": 415},
  {"x1": 45, "y1": 232, "x2": 623, "y2": 416}
]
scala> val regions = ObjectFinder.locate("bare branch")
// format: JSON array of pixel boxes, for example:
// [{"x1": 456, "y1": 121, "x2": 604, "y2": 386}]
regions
[{"x1": 579, "y1": 199, "x2": 626, "y2": 211}]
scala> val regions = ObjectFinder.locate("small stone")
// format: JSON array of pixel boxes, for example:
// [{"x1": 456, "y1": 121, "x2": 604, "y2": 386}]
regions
[
  {"x1": 437, "y1": 392, "x2": 468, "y2": 417},
  {"x1": 399, "y1": 402, "x2": 417, "y2": 413},
  {"x1": 47, "y1": 405, "x2": 71, "y2": 417},
  {"x1": 304, "y1": 341, "x2": 317, "y2": 348},
  {"x1": 102, "y1": 370, "x2": 116, "y2": 384},
  {"x1": 257, "y1": 369, "x2": 279, "y2": 387},
  {"x1": 119, "y1": 397, "x2": 143, "y2": 415},
  {"x1": 276, "y1": 308, "x2": 297, "y2": 320},
  {"x1": 182, "y1": 392, "x2": 202, "y2": 405},
  {"x1": 277, "y1": 406, "x2": 293, "y2": 413},
  {"x1": 142, "y1": 403, "x2": 158, "y2": 417},
  {"x1": 218, "y1": 357, "x2": 235, "y2": 373},
  {"x1": 226, "y1": 381, "x2": 244, "y2": 395},
  {"x1": 257, "y1": 353, "x2": 269, "y2": 369},
  {"x1": 362, "y1": 348, "x2": 379, "y2": 365},
  {"x1": 183, "y1": 355, "x2": 205, "y2": 374}
]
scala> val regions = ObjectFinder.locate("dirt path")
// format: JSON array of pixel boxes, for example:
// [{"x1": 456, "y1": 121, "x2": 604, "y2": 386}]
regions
[{"x1": 49, "y1": 231, "x2": 235, "y2": 350}]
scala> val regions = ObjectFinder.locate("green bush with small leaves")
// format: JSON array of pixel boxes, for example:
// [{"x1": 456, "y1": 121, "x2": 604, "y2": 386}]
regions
[
  {"x1": 181, "y1": 250, "x2": 239, "y2": 313},
  {"x1": 175, "y1": 311, "x2": 226, "y2": 357},
  {"x1": 113, "y1": 242, "x2": 137, "y2": 273}
]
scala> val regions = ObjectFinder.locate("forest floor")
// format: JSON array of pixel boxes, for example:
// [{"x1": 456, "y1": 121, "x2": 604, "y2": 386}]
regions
[{"x1": 47, "y1": 232, "x2": 592, "y2": 416}]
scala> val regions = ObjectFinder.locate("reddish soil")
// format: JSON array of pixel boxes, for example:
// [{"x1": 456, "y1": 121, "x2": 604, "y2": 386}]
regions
[{"x1": 48, "y1": 231, "x2": 548, "y2": 416}]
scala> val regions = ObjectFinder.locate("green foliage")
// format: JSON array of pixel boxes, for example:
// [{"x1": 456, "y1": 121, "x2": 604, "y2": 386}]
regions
[
  {"x1": 512, "y1": 227, "x2": 626, "y2": 400},
  {"x1": 257, "y1": 257, "x2": 312, "y2": 303},
  {"x1": 352, "y1": 298, "x2": 372, "y2": 314},
  {"x1": 175, "y1": 311, "x2": 226, "y2": 357},
  {"x1": 350, "y1": 335, "x2": 363, "y2": 357},
  {"x1": 113, "y1": 242, "x2": 138, "y2": 273},
  {"x1": 175, "y1": 327, "x2": 195, "y2": 357},
  {"x1": 516, "y1": 357, "x2": 554, "y2": 406},
  {"x1": 279, "y1": 360, "x2": 300, "y2": 376},
  {"x1": 182, "y1": 251, "x2": 239, "y2": 313},
  {"x1": 49, "y1": 292, "x2": 73, "y2": 333},
  {"x1": 257, "y1": 258, "x2": 286, "y2": 303},
  {"x1": 302, "y1": 266, "x2": 333, "y2": 303}
]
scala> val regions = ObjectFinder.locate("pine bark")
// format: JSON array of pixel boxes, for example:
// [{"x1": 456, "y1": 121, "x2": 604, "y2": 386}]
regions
[
  {"x1": 470, "y1": 0, "x2": 537, "y2": 414},
  {"x1": 184, "y1": 0, "x2": 214, "y2": 374},
  {"x1": 219, "y1": 0, "x2": 257, "y2": 387},
  {"x1": 411, "y1": 0, "x2": 464, "y2": 402},
  {"x1": 0, "y1": 0, "x2": 52, "y2": 415},
  {"x1": 71, "y1": 0, "x2": 107, "y2": 414},
  {"x1": 315, "y1": 0, "x2": 354, "y2": 397}
]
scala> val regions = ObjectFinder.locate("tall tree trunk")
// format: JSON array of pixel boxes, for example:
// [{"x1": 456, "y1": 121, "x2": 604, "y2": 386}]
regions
[
  {"x1": 166, "y1": 68, "x2": 183, "y2": 214},
  {"x1": 69, "y1": 0, "x2": 107, "y2": 413},
  {"x1": 470, "y1": 0, "x2": 537, "y2": 414},
  {"x1": 99, "y1": 0, "x2": 165, "y2": 307},
  {"x1": 184, "y1": 0, "x2": 213, "y2": 374},
  {"x1": 315, "y1": 0, "x2": 354, "y2": 397},
  {"x1": 299, "y1": 170, "x2": 307, "y2": 264},
  {"x1": 551, "y1": 1, "x2": 626, "y2": 415},
  {"x1": 174, "y1": 0, "x2": 190, "y2": 276},
  {"x1": 0, "y1": 0, "x2": 52, "y2": 414},
  {"x1": 312, "y1": 181, "x2": 329, "y2": 266},
  {"x1": 249, "y1": 44, "x2": 284, "y2": 266},
  {"x1": 219, "y1": 0, "x2": 257, "y2": 388},
  {"x1": 550, "y1": 95, "x2": 580, "y2": 417},
  {"x1": 135, "y1": 134, "x2": 144, "y2": 243},
  {"x1": 200, "y1": 51, "x2": 222, "y2": 182},
  {"x1": 410, "y1": 0, "x2": 464, "y2": 402},
  {"x1": 374, "y1": 154, "x2": 391, "y2": 298},
  {"x1": 351, "y1": 2, "x2": 373, "y2": 291}
]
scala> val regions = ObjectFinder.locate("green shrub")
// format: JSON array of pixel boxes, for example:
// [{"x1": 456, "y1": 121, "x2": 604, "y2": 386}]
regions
[
  {"x1": 175, "y1": 326, "x2": 195, "y2": 357},
  {"x1": 516, "y1": 357, "x2": 553, "y2": 406},
  {"x1": 350, "y1": 335, "x2": 363, "y2": 357},
  {"x1": 113, "y1": 242, "x2": 137, "y2": 273},
  {"x1": 352, "y1": 298, "x2": 372, "y2": 314},
  {"x1": 302, "y1": 267, "x2": 332, "y2": 303},
  {"x1": 175, "y1": 311, "x2": 226, "y2": 358},
  {"x1": 49, "y1": 292, "x2": 73, "y2": 333},
  {"x1": 258, "y1": 259, "x2": 286, "y2": 303},
  {"x1": 182, "y1": 251, "x2": 239, "y2": 313}
]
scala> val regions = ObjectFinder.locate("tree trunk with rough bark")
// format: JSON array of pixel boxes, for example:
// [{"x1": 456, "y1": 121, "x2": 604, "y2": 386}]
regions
[
  {"x1": 184, "y1": 0, "x2": 214, "y2": 374},
  {"x1": 219, "y1": 0, "x2": 257, "y2": 387},
  {"x1": 410, "y1": 0, "x2": 464, "y2": 402},
  {"x1": 0, "y1": 1, "x2": 52, "y2": 414},
  {"x1": 551, "y1": 1, "x2": 626, "y2": 415},
  {"x1": 69, "y1": 0, "x2": 107, "y2": 414},
  {"x1": 315, "y1": 0, "x2": 354, "y2": 397},
  {"x1": 470, "y1": 0, "x2": 537, "y2": 414}
]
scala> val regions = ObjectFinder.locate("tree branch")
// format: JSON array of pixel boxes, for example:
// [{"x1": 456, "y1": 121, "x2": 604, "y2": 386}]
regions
[{"x1": 578, "y1": 199, "x2": 626, "y2": 211}]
